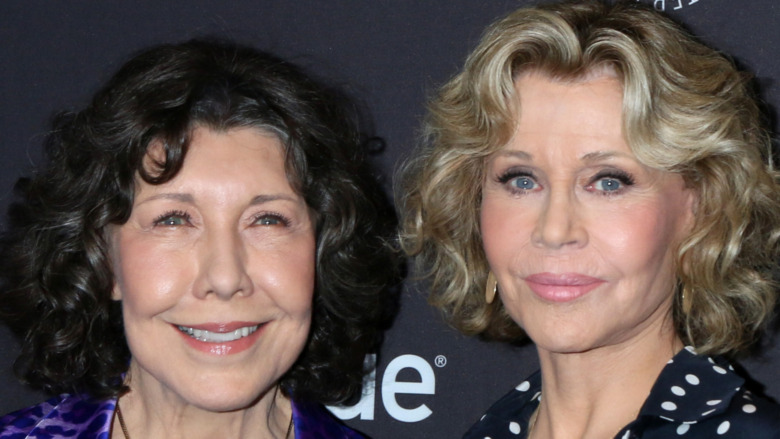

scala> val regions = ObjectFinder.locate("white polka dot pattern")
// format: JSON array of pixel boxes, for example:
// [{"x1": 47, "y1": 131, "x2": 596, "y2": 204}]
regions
[
  {"x1": 462, "y1": 347, "x2": 780, "y2": 439},
  {"x1": 712, "y1": 366, "x2": 727, "y2": 375},
  {"x1": 662, "y1": 401, "x2": 678, "y2": 411}
]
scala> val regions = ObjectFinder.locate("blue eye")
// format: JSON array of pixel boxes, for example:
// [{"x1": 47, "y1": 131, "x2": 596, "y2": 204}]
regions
[
  {"x1": 253, "y1": 214, "x2": 289, "y2": 226},
  {"x1": 593, "y1": 178, "x2": 622, "y2": 192},
  {"x1": 510, "y1": 176, "x2": 538, "y2": 191},
  {"x1": 257, "y1": 217, "x2": 281, "y2": 225},
  {"x1": 153, "y1": 211, "x2": 191, "y2": 226},
  {"x1": 497, "y1": 170, "x2": 541, "y2": 193},
  {"x1": 587, "y1": 170, "x2": 635, "y2": 194}
]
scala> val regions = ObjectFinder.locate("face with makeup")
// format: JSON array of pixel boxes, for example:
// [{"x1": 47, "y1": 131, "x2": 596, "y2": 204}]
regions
[
  {"x1": 480, "y1": 71, "x2": 695, "y2": 356},
  {"x1": 111, "y1": 126, "x2": 315, "y2": 411}
]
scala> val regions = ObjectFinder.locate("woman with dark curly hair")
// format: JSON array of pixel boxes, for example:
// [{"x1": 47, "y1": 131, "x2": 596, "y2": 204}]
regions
[
  {"x1": 400, "y1": 1, "x2": 780, "y2": 438},
  {"x1": 0, "y1": 39, "x2": 399, "y2": 439}
]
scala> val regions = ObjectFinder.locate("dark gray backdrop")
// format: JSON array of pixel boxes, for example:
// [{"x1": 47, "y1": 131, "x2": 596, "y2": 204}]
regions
[{"x1": 1, "y1": 1, "x2": 778, "y2": 438}]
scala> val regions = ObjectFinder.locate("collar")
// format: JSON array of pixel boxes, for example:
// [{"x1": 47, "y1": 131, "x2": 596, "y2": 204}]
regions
[
  {"x1": 471, "y1": 369, "x2": 542, "y2": 435},
  {"x1": 637, "y1": 346, "x2": 744, "y2": 424}
]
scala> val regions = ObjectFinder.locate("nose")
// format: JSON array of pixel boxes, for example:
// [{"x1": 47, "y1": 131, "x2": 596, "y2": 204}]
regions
[
  {"x1": 531, "y1": 187, "x2": 587, "y2": 249},
  {"x1": 195, "y1": 229, "x2": 253, "y2": 299}
]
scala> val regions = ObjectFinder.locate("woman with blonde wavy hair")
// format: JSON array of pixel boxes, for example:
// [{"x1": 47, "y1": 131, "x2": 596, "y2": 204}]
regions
[{"x1": 400, "y1": 0, "x2": 780, "y2": 437}]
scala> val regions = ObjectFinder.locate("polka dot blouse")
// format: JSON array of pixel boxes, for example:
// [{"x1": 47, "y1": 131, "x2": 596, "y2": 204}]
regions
[{"x1": 463, "y1": 347, "x2": 780, "y2": 438}]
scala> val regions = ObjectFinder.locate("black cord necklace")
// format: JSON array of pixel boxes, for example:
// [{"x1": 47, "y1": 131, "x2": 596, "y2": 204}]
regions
[
  {"x1": 114, "y1": 400, "x2": 294, "y2": 438},
  {"x1": 115, "y1": 402, "x2": 131, "y2": 439}
]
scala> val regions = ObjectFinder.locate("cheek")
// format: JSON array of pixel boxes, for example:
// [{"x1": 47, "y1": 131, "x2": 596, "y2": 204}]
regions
[
  {"x1": 254, "y1": 236, "x2": 316, "y2": 314},
  {"x1": 112, "y1": 237, "x2": 186, "y2": 315},
  {"x1": 480, "y1": 194, "x2": 533, "y2": 264},
  {"x1": 592, "y1": 202, "x2": 680, "y2": 272}
]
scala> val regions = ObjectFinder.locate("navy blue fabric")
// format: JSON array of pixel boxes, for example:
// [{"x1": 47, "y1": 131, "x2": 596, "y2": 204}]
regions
[{"x1": 464, "y1": 348, "x2": 780, "y2": 438}]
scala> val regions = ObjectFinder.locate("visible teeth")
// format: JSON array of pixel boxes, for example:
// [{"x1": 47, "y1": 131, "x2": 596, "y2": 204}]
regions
[{"x1": 177, "y1": 325, "x2": 259, "y2": 342}]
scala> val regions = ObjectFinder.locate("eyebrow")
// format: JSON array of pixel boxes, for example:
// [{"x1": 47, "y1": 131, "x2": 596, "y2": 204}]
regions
[
  {"x1": 494, "y1": 150, "x2": 633, "y2": 162},
  {"x1": 580, "y1": 151, "x2": 633, "y2": 162},
  {"x1": 249, "y1": 194, "x2": 298, "y2": 205},
  {"x1": 136, "y1": 193, "x2": 298, "y2": 205},
  {"x1": 138, "y1": 193, "x2": 194, "y2": 204},
  {"x1": 494, "y1": 150, "x2": 533, "y2": 160}
]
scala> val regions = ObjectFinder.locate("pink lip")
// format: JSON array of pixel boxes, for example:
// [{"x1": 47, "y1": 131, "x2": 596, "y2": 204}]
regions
[
  {"x1": 173, "y1": 321, "x2": 265, "y2": 356},
  {"x1": 524, "y1": 272, "x2": 605, "y2": 303}
]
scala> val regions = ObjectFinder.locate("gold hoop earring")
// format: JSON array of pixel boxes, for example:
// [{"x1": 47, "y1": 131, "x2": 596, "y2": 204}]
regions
[
  {"x1": 681, "y1": 285, "x2": 693, "y2": 315},
  {"x1": 485, "y1": 271, "x2": 498, "y2": 304}
]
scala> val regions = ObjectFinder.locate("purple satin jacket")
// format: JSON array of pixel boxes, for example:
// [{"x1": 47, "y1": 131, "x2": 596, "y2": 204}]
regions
[{"x1": 0, "y1": 393, "x2": 365, "y2": 439}]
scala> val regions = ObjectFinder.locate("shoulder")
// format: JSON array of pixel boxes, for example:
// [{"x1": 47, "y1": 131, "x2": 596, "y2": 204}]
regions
[
  {"x1": 292, "y1": 399, "x2": 367, "y2": 439},
  {"x1": 714, "y1": 388, "x2": 780, "y2": 437},
  {"x1": 635, "y1": 349, "x2": 780, "y2": 438},
  {"x1": 636, "y1": 388, "x2": 780, "y2": 438},
  {"x1": 0, "y1": 393, "x2": 115, "y2": 439}
]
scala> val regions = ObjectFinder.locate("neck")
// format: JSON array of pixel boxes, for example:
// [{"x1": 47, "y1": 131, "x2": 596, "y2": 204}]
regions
[
  {"x1": 531, "y1": 323, "x2": 682, "y2": 439},
  {"x1": 114, "y1": 367, "x2": 293, "y2": 439}
]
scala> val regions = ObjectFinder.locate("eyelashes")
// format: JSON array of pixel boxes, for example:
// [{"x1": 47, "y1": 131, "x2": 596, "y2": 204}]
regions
[
  {"x1": 586, "y1": 169, "x2": 635, "y2": 194},
  {"x1": 497, "y1": 169, "x2": 541, "y2": 193},
  {"x1": 497, "y1": 169, "x2": 534, "y2": 185},
  {"x1": 495, "y1": 168, "x2": 636, "y2": 195},
  {"x1": 250, "y1": 212, "x2": 291, "y2": 227},
  {"x1": 153, "y1": 210, "x2": 191, "y2": 226},
  {"x1": 152, "y1": 209, "x2": 292, "y2": 228}
]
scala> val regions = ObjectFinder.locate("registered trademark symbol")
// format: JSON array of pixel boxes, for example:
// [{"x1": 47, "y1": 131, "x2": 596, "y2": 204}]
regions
[{"x1": 434, "y1": 355, "x2": 447, "y2": 367}]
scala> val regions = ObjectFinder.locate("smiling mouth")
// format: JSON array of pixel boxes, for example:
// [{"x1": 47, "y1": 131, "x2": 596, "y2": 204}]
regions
[{"x1": 176, "y1": 325, "x2": 260, "y2": 343}]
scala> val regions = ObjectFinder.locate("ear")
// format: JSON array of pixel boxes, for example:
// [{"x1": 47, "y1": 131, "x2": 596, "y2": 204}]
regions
[
  {"x1": 681, "y1": 185, "x2": 698, "y2": 234},
  {"x1": 111, "y1": 284, "x2": 123, "y2": 301},
  {"x1": 676, "y1": 184, "x2": 698, "y2": 279},
  {"x1": 106, "y1": 224, "x2": 123, "y2": 301}
]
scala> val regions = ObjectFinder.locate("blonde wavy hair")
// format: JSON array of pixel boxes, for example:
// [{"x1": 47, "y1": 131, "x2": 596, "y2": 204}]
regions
[{"x1": 398, "y1": 0, "x2": 780, "y2": 355}]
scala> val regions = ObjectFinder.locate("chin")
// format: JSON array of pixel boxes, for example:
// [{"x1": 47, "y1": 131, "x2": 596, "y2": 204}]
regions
[
  {"x1": 534, "y1": 340, "x2": 591, "y2": 355},
  {"x1": 175, "y1": 376, "x2": 277, "y2": 413},
  {"x1": 526, "y1": 326, "x2": 599, "y2": 355},
  {"x1": 187, "y1": 387, "x2": 270, "y2": 413}
]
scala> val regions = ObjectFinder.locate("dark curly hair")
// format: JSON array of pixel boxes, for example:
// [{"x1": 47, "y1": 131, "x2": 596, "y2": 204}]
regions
[{"x1": 0, "y1": 39, "x2": 400, "y2": 405}]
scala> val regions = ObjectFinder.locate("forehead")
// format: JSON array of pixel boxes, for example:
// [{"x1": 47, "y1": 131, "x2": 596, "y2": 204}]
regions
[
  {"x1": 145, "y1": 125, "x2": 284, "y2": 159},
  {"x1": 507, "y1": 71, "x2": 626, "y2": 157},
  {"x1": 513, "y1": 68, "x2": 623, "y2": 107},
  {"x1": 137, "y1": 127, "x2": 294, "y2": 196},
  {"x1": 140, "y1": 125, "x2": 300, "y2": 187}
]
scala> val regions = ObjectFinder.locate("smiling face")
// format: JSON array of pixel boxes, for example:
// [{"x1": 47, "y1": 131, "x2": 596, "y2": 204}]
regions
[
  {"x1": 111, "y1": 126, "x2": 315, "y2": 411},
  {"x1": 480, "y1": 72, "x2": 695, "y2": 356}
]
